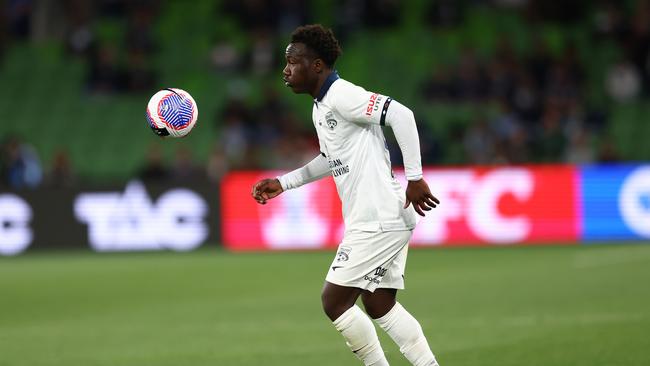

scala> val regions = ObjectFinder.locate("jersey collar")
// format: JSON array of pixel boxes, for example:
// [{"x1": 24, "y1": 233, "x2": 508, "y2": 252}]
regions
[{"x1": 315, "y1": 70, "x2": 340, "y2": 102}]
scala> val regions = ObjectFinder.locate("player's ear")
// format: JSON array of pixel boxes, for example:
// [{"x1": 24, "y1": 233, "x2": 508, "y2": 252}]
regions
[{"x1": 313, "y1": 58, "x2": 324, "y2": 73}]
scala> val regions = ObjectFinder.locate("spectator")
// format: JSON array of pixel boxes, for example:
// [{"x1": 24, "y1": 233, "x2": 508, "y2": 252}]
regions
[
  {"x1": 46, "y1": 149, "x2": 77, "y2": 188},
  {"x1": 503, "y1": 125, "x2": 532, "y2": 164},
  {"x1": 86, "y1": 42, "x2": 123, "y2": 94},
  {"x1": 211, "y1": 39, "x2": 243, "y2": 73},
  {"x1": 124, "y1": 47, "x2": 156, "y2": 92},
  {"x1": 564, "y1": 126, "x2": 595, "y2": 164},
  {"x1": 626, "y1": 0, "x2": 650, "y2": 95},
  {"x1": 454, "y1": 48, "x2": 488, "y2": 101},
  {"x1": 0, "y1": 4, "x2": 8, "y2": 63},
  {"x1": 217, "y1": 98, "x2": 255, "y2": 167},
  {"x1": 421, "y1": 66, "x2": 455, "y2": 102},
  {"x1": 124, "y1": 2, "x2": 157, "y2": 55},
  {"x1": 362, "y1": 0, "x2": 401, "y2": 28},
  {"x1": 247, "y1": 28, "x2": 277, "y2": 75},
  {"x1": 171, "y1": 146, "x2": 204, "y2": 181},
  {"x1": 597, "y1": 137, "x2": 621, "y2": 163},
  {"x1": 463, "y1": 117, "x2": 496, "y2": 165},
  {"x1": 7, "y1": 0, "x2": 32, "y2": 39},
  {"x1": 63, "y1": 0, "x2": 93, "y2": 56},
  {"x1": 426, "y1": 0, "x2": 465, "y2": 28},
  {"x1": 525, "y1": 35, "x2": 552, "y2": 90},
  {"x1": 276, "y1": 0, "x2": 310, "y2": 34},
  {"x1": 206, "y1": 146, "x2": 229, "y2": 183},
  {"x1": 138, "y1": 144, "x2": 169, "y2": 182},
  {"x1": 534, "y1": 105, "x2": 567, "y2": 162},
  {"x1": 0, "y1": 135, "x2": 42, "y2": 189},
  {"x1": 605, "y1": 57, "x2": 641, "y2": 102}
]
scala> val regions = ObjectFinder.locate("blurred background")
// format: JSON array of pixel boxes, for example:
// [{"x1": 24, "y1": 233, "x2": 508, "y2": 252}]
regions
[
  {"x1": 1, "y1": 2, "x2": 649, "y2": 366},
  {"x1": 1, "y1": 0, "x2": 649, "y2": 186}
]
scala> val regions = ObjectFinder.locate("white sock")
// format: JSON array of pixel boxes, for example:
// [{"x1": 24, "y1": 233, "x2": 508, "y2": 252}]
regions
[
  {"x1": 333, "y1": 305, "x2": 389, "y2": 366},
  {"x1": 374, "y1": 302, "x2": 439, "y2": 366}
]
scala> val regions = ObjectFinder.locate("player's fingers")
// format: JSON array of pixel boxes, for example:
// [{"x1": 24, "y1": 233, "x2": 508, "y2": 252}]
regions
[
  {"x1": 428, "y1": 193, "x2": 440, "y2": 204},
  {"x1": 425, "y1": 197, "x2": 438, "y2": 208},
  {"x1": 413, "y1": 204, "x2": 425, "y2": 216},
  {"x1": 418, "y1": 200, "x2": 432, "y2": 211},
  {"x1": 259, "y1": 181, "x2": 272, "y2": 194}
]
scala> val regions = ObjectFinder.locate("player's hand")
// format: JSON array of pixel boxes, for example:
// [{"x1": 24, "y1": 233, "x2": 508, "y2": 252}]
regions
[
  {"x1": 404, "y1": 179, "x2": 440, "y2": 216},
  {"x1": 251, "y1": 178, "x2": 284, "y2": 205}
]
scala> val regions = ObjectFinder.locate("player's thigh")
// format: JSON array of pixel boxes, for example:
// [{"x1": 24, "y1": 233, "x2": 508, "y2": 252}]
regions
[
  {"x1": 361, "y1": 288, "x2": 397, "y2": 319},
  {"x1": 321, "y1": 281, "x2": 363, "y2": 321}
]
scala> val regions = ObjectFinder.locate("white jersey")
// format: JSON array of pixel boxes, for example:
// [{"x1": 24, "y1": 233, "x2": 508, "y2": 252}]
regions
[{"x1": 312, "y1": 73, "x2": 417, "y2": 232}]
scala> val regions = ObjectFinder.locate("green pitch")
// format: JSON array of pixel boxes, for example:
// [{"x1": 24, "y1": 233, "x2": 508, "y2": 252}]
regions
[{"x1": 1, "y1": 244, "x2": 649, "y2": 366}]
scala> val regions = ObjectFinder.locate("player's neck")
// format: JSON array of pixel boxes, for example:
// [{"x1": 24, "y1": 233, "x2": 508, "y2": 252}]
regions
[{"x1": 310, "y1": 69, "x2": 335, "y2": 100}]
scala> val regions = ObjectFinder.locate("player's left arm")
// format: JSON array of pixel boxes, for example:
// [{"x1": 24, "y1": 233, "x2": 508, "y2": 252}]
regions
[
  {"x1": 384, "y1": 100, "x2": 440, "y2": 216},
  {"x1": 331, "y1": 84, "x2": 439, "y2": 215}
]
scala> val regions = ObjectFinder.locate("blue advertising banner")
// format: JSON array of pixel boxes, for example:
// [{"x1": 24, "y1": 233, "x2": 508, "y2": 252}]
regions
[{"x1": 581, "y1": 165, "x2": 650, "y2": 241}]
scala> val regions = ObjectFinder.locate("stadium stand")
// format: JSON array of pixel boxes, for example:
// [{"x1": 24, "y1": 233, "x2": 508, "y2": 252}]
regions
[{"x1": 0, "y1": 0, "x2": 648, "y2": 186}]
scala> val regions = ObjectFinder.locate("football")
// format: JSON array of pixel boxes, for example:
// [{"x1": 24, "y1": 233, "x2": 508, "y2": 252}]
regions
[{"x1": 146, "y1": 88, "x2": 198, "y2": 138}]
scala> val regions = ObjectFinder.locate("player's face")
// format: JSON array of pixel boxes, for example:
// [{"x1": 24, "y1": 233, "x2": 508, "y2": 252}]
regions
[{"x1": 283, "y1": 43, "x2": 318, "y2": 95}]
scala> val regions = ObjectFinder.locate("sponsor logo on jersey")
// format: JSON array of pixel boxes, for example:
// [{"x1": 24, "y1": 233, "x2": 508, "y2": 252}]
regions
[
  {"x1": 329, "y1": 158, "x2": 350, "y2": 177},
  {"x1": 365, "y1": 93, "x2": 383, "y2": 116}
]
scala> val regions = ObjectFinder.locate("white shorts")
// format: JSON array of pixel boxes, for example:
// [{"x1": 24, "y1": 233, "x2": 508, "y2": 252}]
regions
[{"x1": 325, "y1": 229, "x2": 412, "y2": 292}]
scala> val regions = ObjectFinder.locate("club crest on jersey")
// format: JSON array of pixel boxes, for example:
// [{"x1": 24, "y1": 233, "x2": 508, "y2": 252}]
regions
[
  {"x1": 325, "y1": 111, "x2": 337, "y2": 130},
  {"x1": 336, "y1": 246, "x2": 351, "y2": 262}
]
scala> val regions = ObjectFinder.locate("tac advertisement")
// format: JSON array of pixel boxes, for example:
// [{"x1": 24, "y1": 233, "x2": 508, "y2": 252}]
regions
[
  {"x1": 221, "y1": 164, "x2": 650, "y2": 251},
  {"x1": 0, "y1": 180, "x2": 220, "y2": 256}
]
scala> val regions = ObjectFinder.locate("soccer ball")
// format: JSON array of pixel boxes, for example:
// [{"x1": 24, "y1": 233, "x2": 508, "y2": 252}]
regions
[{"x1": 146, "y1": 88, "x2": 198, "y2": 138}]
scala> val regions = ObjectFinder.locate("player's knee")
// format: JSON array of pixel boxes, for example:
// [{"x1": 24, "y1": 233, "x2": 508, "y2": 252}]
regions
[
  {"x1": 321, "y1": 292, "x2": 351, "y2": 321},
  {"x1": 362, "y1": 296, "x2": 396, "y2": 319},
  {"x1": 363, "y1": 302, "x2": 386, "y2": 319}
]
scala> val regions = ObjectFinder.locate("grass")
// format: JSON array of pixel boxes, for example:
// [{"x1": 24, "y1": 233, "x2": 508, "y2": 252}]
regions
[{"x1": 1, "y1": 244, "x2": 649, "y2": 366}]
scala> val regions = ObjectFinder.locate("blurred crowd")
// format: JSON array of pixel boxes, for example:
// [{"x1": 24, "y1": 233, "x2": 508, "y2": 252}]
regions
[
  {"x1": 2, "y1": 0, "x2": 649, "y2": 189},
  {"x1": 1, "y1": 0, "x2": 158, "y2": 93}
]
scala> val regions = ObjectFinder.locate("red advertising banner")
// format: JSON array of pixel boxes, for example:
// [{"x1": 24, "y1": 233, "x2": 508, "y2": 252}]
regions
[{"x1": 221, "y1": 166, "x2": 579, "y2": 251}]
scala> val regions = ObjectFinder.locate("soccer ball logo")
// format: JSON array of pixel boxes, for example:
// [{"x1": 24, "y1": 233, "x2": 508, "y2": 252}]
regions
[{"x1": 146, "y1": 88, "x2": 198, "y2": 138}]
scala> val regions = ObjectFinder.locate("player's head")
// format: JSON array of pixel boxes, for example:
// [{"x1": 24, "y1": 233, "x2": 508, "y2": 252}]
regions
[{"x1": 283, "y1": 24, "x2": 342, "y2": 96}]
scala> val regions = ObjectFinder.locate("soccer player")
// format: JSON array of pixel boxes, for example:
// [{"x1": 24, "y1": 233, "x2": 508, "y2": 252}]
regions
[{"x1": 251, "y1": 24, "x2": 441, "y2": 366}]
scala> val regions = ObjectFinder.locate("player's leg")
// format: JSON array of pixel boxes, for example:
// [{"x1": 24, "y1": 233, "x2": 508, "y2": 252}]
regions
[
  {"x1": 361, "y1": 288, "x2": 397, "y2": 319},
  {"x1": 363, "y1": 246, "x2": 440, "y2": 366},
  {"x1": 321, "y1": 280, "x2": 362, "y2": 321},
  {"x1": 322, "y1": 281, "x2": 389, "y2": 366}
]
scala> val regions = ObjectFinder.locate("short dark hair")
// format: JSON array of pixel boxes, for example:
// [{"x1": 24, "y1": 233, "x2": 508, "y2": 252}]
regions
[{"x1": 290, "y1": 24, "x2": 342, "y2": 67}]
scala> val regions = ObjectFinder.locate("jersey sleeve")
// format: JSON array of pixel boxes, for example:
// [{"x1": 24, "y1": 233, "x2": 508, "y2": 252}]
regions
[{"x1": 331, "y1": 82, "x2": 392, "y2": 125}]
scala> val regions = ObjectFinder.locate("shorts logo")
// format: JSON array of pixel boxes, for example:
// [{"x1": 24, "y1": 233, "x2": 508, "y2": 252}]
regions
[
  {"x1": 325, "y1": 111, "x2": 337, "y2": 130},
  {"x1": 364, "y1": 267, "x2": 388, "y2": 285},
  {"x1": 364, "y1": 275, "x2": 381, "y2": 285},
  {"x1": 336, "y1": 246, "x2": 351, "y2": 262},
  {"x1": 374, "y1": 267, "x2": 387, "y2": 277}
]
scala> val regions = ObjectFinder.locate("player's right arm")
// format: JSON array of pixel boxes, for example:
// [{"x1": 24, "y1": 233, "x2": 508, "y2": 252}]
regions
[{"x1": 251, "y1": 153, "x2": 330, "y2": 205}]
